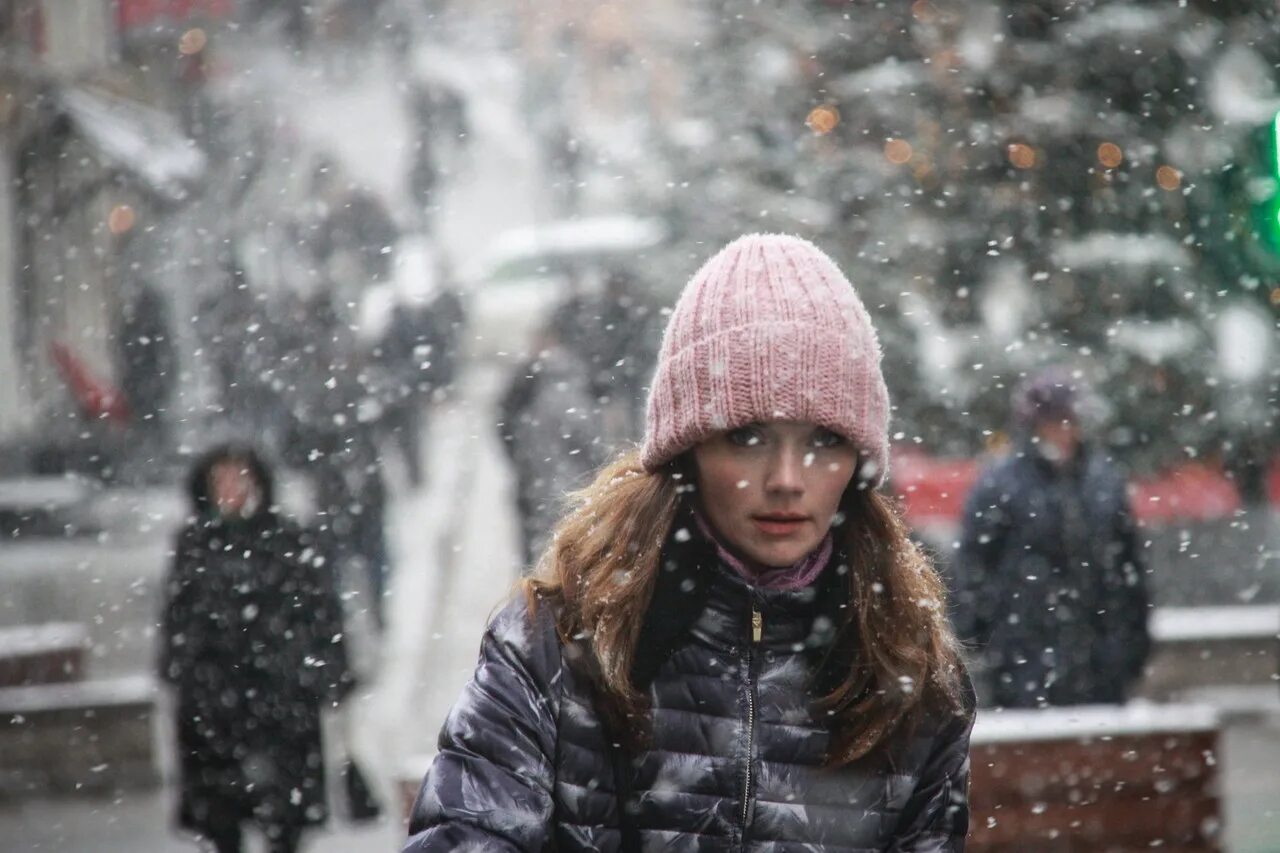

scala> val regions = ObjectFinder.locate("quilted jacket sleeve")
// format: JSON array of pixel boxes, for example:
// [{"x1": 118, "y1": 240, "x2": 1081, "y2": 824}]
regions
[
  {"x1": 404, "y1": 597, "x2": 563, "y2": 852},
  {"x1": 889, "y1": 704, "x2": 977, "y2": 852}
]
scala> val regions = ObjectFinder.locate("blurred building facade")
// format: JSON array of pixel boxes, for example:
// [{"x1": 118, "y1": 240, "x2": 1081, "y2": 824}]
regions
[{"x1": 0, "y1": 1, "x2": 226, "y2": 471}]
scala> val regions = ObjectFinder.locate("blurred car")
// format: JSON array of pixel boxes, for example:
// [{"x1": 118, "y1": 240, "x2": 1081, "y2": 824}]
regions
[{"x1": 460, "y1": 215, "x2": 668, "y2": 361}]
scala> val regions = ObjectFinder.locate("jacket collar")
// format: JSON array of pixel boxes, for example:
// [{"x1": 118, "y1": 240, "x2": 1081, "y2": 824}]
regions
[{"x1": 630, "y1": 501, "x2": 855, "y2": 695}]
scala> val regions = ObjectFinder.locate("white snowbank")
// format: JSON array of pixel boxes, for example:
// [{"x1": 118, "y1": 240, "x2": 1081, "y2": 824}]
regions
[
  {"x1": 972, "y1": 701, "x2": 1218, "y2": 744},
  {"x1": 1150, "y1": 605, "x2": 1280, "y2": 643},
  {"x1": 0, "y1": 622, "x2": 87, "y2": 658}
]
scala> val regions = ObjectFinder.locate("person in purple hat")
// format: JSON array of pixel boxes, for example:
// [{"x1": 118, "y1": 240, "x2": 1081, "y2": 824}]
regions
[
  {"x1": 953, "y1": 366, "x2": 1151, "y2": 709},
  {"x1": 405, "y1": 235, "x2": 975, "y2": 851}
]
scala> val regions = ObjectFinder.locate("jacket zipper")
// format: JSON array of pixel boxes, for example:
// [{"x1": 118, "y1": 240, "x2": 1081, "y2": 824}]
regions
[{"x1": 740, "y1": 603, "x2": 761, "y2": 841}]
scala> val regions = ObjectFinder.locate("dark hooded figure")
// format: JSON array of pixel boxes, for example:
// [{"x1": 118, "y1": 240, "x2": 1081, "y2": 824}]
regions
[
  {"x1": 159, "y1": 444, "x2": 355, "y2": 853},
  {"x1": 952, "y1": 367, "x2": 1151, "y2": 708}
]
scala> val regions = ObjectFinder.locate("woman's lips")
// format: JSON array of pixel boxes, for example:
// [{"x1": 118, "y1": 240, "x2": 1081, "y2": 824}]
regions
[{"x1": 752, "y1": 516, "x2": 808, "y2": 537}]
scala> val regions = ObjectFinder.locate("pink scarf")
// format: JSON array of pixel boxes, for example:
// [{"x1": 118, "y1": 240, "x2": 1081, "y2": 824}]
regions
[{"x1": 693, "y1": 511, "x2": 833, "y2": 591}]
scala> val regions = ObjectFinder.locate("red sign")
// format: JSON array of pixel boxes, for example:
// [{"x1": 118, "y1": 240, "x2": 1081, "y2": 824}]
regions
[
  {"x1": 891, "y1": 451, "x2": 978, "y2": 528},
  {"x1": 115, "y1": 0, "x2": 233, "y2": 31},
  {"x1": 50, "y1": 342, "x2": 131, "y2": 424},
  {"x1": 892, "y1": 449, "x2": 1274, "y2": 529}
]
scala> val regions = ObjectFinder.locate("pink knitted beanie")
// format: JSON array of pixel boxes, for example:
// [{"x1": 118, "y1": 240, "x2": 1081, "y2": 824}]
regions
[{"x1": 640, "y1": 234, "x2": 891, "y2": 485}]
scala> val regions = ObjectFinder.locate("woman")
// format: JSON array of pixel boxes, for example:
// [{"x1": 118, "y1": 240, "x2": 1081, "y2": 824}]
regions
[
  {"x1": 160, "y1": 443, "x2": 355, "y2": 853},
  {"x1": 406, "y1": 235, "x2": 975, "y2": 851}
]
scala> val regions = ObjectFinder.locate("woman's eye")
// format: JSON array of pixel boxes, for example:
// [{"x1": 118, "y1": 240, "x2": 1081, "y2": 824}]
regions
[
  {"x1": 726, "y1": 427, "x2": 763, "y2": 447},
  {"x1": 811, "y1": 429, "x2": 845, "y2": 448}
]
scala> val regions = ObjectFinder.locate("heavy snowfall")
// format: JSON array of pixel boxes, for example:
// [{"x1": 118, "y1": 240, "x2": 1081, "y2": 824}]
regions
[{"x1": 0, "y1": 2, "x2": 1277, "y2": 851}]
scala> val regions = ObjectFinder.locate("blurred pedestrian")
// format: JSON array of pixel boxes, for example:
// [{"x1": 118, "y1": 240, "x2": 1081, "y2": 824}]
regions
[
  {"x1": 407, "y1": 131, "x2": 439, "y2": 225},
  {"x1": 497, "y1": 316, "x2": 605, "y2": 569},
  {"x1": 406, "y1": 76, "x2": 470, "y2": 181},
  {"x1": 369, "y1": 301, "x2": 429, "y2": 486},
  {"x1": 555, "y1": 268, "x2": 663, "y2": 445},
  {"x1": 202, "y1": 259, "x2": 297, "y2": 450},
  {"x1": 306, "y1": 373, "x2": 392, "y2": 629},
  {"x1": 115, "y1": 278, "x2": 176, "y2": 444},
  {"x1": 408, "y1": 234, "x2": 973, "y2": 850},
  {"x1": 312, "y1": 426, "x2": 391, "y2": 628},
  {"x1": 952, "y1": 366, "x2": 1151, "y2": 708},
  {"x1": 159, "y1": 443, "x2": 355, "y2": 853},
  {"x1": 422, "y1": 278, "x2": 465, "y2": 398},
  {"x1": 543, "y1": 118, "x2": 582, "y2": 215},
  {"x1": 309, "y1": 159, "x2": 400, "y2": 287},
  {"x1": 275, "y1": 289, "x2": 394, "y2": 630}
]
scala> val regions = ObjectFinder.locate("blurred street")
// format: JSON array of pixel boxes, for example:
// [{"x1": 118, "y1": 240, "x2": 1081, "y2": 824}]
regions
[
  {"x1": 0, "y1": 25, "x2": 537, "y2": 851},
  {"x1": 0, "y1": 358, "x2": 525, "y2": 851}
]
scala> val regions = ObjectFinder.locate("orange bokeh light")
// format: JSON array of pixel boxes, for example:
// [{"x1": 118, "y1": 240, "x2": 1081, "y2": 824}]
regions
[
  {"x1": 885, "y1": 138, "x2": 913, "y2": 164},
  {"x1": 1156, "y1": 165, "x2": 1182, "y2": 191},
  {"x1": 806, "y1": 105, "x2": 840, "y2": 135},
  {"x1": 911, "y1": 0, "x2": 937, "y2": 22},
  {"x1": 1097, "y1": 142, "x2": 1123, "y2": 168},
  {"x1": 1007, "y1": 143, "x2": 1036, "y2": 169}
]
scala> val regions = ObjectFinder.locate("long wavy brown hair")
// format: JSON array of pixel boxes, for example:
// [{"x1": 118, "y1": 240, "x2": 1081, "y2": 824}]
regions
[{"x1": 523, "y1": 448, "x2": 968, "y2": 767}]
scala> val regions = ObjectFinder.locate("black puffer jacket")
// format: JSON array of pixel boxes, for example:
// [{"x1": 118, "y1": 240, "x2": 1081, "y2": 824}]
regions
[
  {"x1": 951, "y1": 440, "x2": 1150, "y2": 707},
  {"x1": 406, "y1": 524, "x2": 974, "y2": 851}
]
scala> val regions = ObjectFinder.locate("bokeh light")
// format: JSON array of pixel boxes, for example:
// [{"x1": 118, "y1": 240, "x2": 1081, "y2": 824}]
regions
[
  {"x1": 107, "y1": 204, "x2": 136, "y2": 235},
  {"x1": 1156, "y1": 165, "x2": 1182, "y2": 191},
  {"x1": 806, "y1": 105, "x2": 840, "y2": 135},
  {"x1": 911, "y1": 0, "x2": 938, "y2": 23},
  {"x1": 884, "y1": 138, "x2": 913, "y2": 165},
  {"x1": 1007, "y1": 143, "x2": 1036, "y2": 169}
]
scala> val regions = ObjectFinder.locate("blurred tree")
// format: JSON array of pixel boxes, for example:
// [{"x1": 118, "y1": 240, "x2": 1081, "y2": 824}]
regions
[{"x1": 632, "y1": 0, "x2": 1279, "y2": 472}]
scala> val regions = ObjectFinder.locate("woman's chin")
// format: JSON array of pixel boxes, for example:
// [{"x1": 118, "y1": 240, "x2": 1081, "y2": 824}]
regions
[{"x1": 748, "y1": 541, "x2": 814, "y2": 569}]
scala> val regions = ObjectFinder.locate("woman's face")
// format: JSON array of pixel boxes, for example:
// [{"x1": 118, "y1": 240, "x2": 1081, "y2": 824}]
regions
[
  {"x1": 692, "y1": 421, "x2": 858, "y2": 568},
  {"x1": 210, "y1": 459, "x2": 261, "y2": 519}
]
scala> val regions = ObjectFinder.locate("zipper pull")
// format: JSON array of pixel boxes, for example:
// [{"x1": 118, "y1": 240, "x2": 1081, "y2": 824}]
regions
[{"x1": 752, "y1": 608, "x2": 763, "y2": 644}]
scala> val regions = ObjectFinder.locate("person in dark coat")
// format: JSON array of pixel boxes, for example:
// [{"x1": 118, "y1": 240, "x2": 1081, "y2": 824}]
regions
[
  {"x1": 952, "y1": 366, "x2": 1151, "y2": 708},
  {"x1": 307, "y1": 383, "x2": 392, "y2": 631},
  {"x1": 369, "y1": 301, "x2": 431, "y2": 487},
  {"x1": 309, "y1": 161, "x2": 400, "y2": 285},
  {"x1": 407, "y1": 235, "x2": 973, "y2": 851},
  {"x1": 202, "y1": 260, "x2": 298, "y2": 449},
  {"x1": 160, "y1": 444, "x2": 355, "y2": 853},
  {"x1": 422, "y1": 281, "x2": 466, "y2": 397},
  {"x1": 275, "y1": 290, "x2": 393, "y2": 630},
  {"x1": 116, "y1": 278, "x2": 177, "y2": 438},
  {"x1": 553, "y1": 269, "x2": 663, "y2": 446},
  {"x1": 496, "y1": 320, "x2": 605, "y2": 569}
]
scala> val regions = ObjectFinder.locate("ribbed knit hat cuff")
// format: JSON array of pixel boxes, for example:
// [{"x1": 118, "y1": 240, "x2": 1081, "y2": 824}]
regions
[{"x1": 640, "y1": 321, "x2": 890, "y2": 483}]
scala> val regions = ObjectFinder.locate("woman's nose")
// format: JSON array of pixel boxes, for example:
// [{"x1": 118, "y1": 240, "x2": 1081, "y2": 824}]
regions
[{"x1": 764, "y1": 448, "x2": 805, "y2": 494}]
